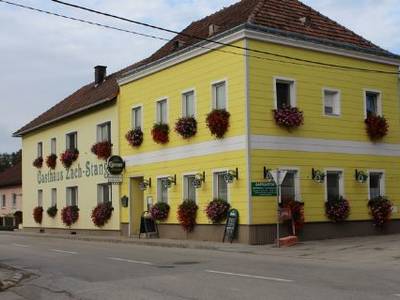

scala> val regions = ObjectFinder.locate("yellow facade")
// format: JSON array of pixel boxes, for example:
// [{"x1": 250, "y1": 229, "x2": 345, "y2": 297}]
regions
[{"x1": 22, "y1": 105, "x2": 120, "y2": 231}]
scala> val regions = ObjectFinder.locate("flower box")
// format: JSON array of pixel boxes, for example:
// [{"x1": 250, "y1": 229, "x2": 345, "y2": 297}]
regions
[
  {"x1": 368, "y1": 196, "x2": 392, "y2": 227},
  {"x1": 61, "y1": 205, "x2": 79, "y2": 226},
  {"x1": 60, "y1": 149, "x2": 79, "y2": 169},
  {"x1": 280, "y1": 198, "x2": 305, "y2": 232},
  {"x1": 205, "y1": 199, "x2": 230, "y2": 224},
  {"x1": 125, "y1": 128, "x2": 143, "y2": 147},
  {"x1": 46, "y1": 154, "x2": 57, "y2": 169},
  {"x1": 33, "y1": 157, "x2": 43, "y2": 169},
  {"x1": 150, "y1": 202, "x2": 170, "y2": 222},
  {"x1": 33, "y1": 206, "x2": 43, "y2": 224},
  {"x1": 206, "y1": 109, "x2": 230, "y2": 138},
  {"x1": 175, "y1": 117, "x2": 197, "y2": 139},
  {"x1": 273, "y1": 106, "x2": 304, "y2": 129},
  {"x1": 91, "y1": 141, "x2": 112, "y2": 160},
  {"x1": 325, "y1": 196, "x2": 350, "y2": 222},
  {"x1": 91, "y1": 202, "x2": 114, "y2": 227},
  {"x1": 177, "y1": 200, "x2": 198, "y2": 232},
  {"x1": 152, "y1": 123, "x2": 169, "y2": 144},
  {"x1": 47, "y1": 206, "x2": 58, "y2": 218},
  {"x1": 365, "y1": 115, "x2": 388, "y2": 141}
]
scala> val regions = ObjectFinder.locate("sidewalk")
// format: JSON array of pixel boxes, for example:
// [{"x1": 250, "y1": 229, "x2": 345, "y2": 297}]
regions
[{"x1": 3, "y1": 231, "x2": 400, "y2": 264}]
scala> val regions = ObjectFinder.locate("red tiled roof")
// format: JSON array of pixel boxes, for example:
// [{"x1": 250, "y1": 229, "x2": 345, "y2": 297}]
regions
[
  {"x1": 0, "y1": 162, "x2": 22, "y2": 188},
  {"x1": 14, "y1": 0, "x2": 397, "y2": 136}
]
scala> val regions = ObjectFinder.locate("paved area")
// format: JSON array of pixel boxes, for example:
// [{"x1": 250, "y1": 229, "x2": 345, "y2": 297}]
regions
[{"x1": 0, "y1": 232, "x2": 399, "y2": 299}]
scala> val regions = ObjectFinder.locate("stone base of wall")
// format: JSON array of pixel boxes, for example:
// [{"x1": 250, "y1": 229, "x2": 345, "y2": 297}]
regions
[{"x1": 22, "y1": 227, "x2": 121, "y2": 237}]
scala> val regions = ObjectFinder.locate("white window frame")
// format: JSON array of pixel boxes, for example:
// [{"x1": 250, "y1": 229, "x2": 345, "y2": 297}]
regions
[
  {"x1": 322, "y1": 88, "x2": 341, "y2": 117},
  {"x1": 96, "y1": 121, "x2": 111, "y2": 143},
  {"x1": 66, "y1": 186, "x2": 78, "y2": 207},
  {"x1": 50, "y1": 138, "x2": 57, "y2": 155},
  {"x1": 131, "y1": 104, "x2": 143, "y2": 129},
  {"x1": 212, "y1": 169, "x2": 230, "y2": 203},
  {"x1": 156, "y1": 175, "x2": 170, "y2": 204},
  {"x1": 273, "y1": 77, "x2": 297, "y2": 109},
  {"x1": 211, "y1": 79, "x2": 228, "y2": 110},
  {"x1": 12, "y1": 193, "x2": 17, "y2": 208},
  {"x1": 156, "y1": 98, "x2": 169, "y2": 124},
  {"x1": 367, "y1": 170, "x2": 385, "y2": 200},
  {"x1": 38, "y1": 189, "x2": 43, "y2": 207},
  {"x1": 324, "y1": 169, "x2": 344, "y2": 202},
  {"x1": 181, "y1": 89, "x2": 196, "y2": 118},
  {"x1": 66, "y1": 131, "x2": 78, "y2": 150},
  {"x1": 182, "y1": 172, "x2": 198, "y2": 203},
  {"x1": 279, "y1": 167, "x2": 301, "y2": 202},
  {"x1": 37, "y1": 142, "x2": 43, "y2": 158},
  {"x1": 51, "y1": 188, "x2": 57, "y2": 207},
  {"x1": 363, "y1": 89, "x2": 382, "y2": 118},
  {"x1": 97, "y1": 183, "x2": 112, "y2": 204}
]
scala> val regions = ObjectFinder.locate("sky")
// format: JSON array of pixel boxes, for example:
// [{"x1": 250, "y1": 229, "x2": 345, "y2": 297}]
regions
[{"x1": 0, "y1": 0, "x2": 399, "y2": 153}]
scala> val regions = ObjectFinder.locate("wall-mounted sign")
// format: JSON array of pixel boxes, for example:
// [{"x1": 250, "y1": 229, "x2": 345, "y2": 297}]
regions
[
  {"x1": 107, "y1": 156, "x2": 125, "y2": 175},
  {"x1": 251, "y1": 182, "x2": 277, "y2": 197}
]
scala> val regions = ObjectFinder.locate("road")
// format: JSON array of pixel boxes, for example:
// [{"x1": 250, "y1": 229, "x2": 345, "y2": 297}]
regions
[{"x1": 0, "y1": 233, "x2": 399, "y2": 299}]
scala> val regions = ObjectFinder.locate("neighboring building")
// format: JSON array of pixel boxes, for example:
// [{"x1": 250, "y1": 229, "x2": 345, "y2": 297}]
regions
[
  {"x1": 14, "y1": 67, "x2": 120, "y2": 234},
  {"x1": 0, "y1": 162, "x2": 22, "y2": 229},
  {"x1": 117, "y1": 0, "x2": 400, "y2": 243}
]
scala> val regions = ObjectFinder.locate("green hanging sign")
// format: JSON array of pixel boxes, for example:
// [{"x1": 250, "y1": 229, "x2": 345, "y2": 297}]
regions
[{"x1": 251, "y1": 182, "x2": 277, "y2": 197}]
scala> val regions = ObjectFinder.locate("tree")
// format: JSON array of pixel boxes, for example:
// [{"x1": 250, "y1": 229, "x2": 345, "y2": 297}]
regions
[{"x1": 0, "y1": 150, "x2": 21, "y2": 173}]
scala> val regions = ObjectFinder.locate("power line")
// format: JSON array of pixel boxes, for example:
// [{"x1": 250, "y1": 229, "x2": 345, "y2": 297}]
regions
[{"x1": 51, "y1": 0, "x2": 400, "y2": 75}]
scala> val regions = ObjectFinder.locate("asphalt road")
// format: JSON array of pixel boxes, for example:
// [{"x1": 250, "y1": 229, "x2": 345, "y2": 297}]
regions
[{"x1": 0, "y1": 234, "x2": 399, "y2": 300}]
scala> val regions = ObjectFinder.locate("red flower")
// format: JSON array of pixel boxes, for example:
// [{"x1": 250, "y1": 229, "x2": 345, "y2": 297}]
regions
[
  {"x1": 150, "y1": 202, "x2": 170, "y2": 221},
  {"x1": 46, "y1": 154, "x2": 57, "y2": 169},
  {"x1": 175, "y1": 117, "x2": 197, "y2": 139},
  {"x1": 206, "y1": 109, "x2": 230, "y2": 138},
  {"x1": 281, "y1": 198, "x2": 305, "y2": 231},
  {"x1": 205, "y1": 199, "x2": 230, "y2": 224},
  {"x1": 60, "y1": 149, "x2": 79, "y2": 169},
  {"x1": 152, "y1": 123, "x2": 169, "y2": 144},
  {"x1": 33, "y1": 157, "x2": 43, "y2": 169},
  {"x1": 365, "y1": 115, "x2": 388, "y2": 141},
  {"x1": 177, "y1": 200, "x2": 198, "y2": 232},
  {"x1": 61, "y1": 205, "x2": 79, "y2": 227},
  {"x1": 125, "y1": 128, "x2": 143, "y2": 147},
  {"x1": 325, "y1": 197, "x2": 350, "y2": 222},
  {"x1": 33, "y1": 206, "x2": 43, "y2": 224},
  {"x1": 273, "y1": 106, "x2": 304, "y2": 129},
  {"x1": 91, "y1": 202, "x2": 114, "y2": 227},
  {"x1": 91, "y1": 141, "x2": 112, "y2": 160},
  {"x1": 368, "y1": 196, "x2": 392, "y2": 227}
]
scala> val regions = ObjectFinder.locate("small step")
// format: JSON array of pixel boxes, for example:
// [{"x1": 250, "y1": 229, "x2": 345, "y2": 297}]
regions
[{"x1": 279, "y1": 235, "x2": 298, "y2": 247}]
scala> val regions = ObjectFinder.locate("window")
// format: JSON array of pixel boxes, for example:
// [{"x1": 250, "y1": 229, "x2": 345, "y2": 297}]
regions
[
  {"x1": 182, "y1": 91, "x2": 195, "y2": 117},
  {"x1": 51, "y1": 138, "x2": 57, "y2": 155},
  {"x1": 131, "y1": 106, "x2": 142, "y2": 129},
  {"x1": 51, "y1": 188, "x2": 57, "y2": 207},
  {"x1": 326, "y1": 171, "x2": 343, "y2": 202},
  {"x1": 323, "y1": 89, "x2": 341, "y2": 116},
  {"x1": 66, "y1": 186, "x2": 78, "y2": 206},
  {"x1": 97, "y1": 183, "x2": 112, "y2": 204},
  {"x1": 37, "y1": 142, "x2": 43, "y2": 158},
  {"x1": 365, "y1": 91, "x2": 381, "y2": 117},
  {"x1": 97, "y1": 122, "x2": 111, "y2": 142},
  {"x1": 66, "y1": 132, "x2": 77, "y2": 150},
  {"x1": 12, "y1": 194, "x2": 17, "y2": 208},
  {"x1": 281, "y1": 170, "x2": 299, "y2": 202},
  {"x1": 275, "y1": 79, "x2": 295, "y2": 109},
  {"x1": 369, "y1": 172, "x2": 384, "y2": 200},
  {"x1": 1, "y1": 195, "x2": 5, "y2": 207},
  {"x1": 183, "y1": 175, "x2": 196, "y2": 202},
  {"x1": 212, "y1": 81, "x2": 226, "y2": 110},
  {"x1": 156, "y1": 99, "x2": 168, "y2": 124},
  {"x1": 157, "y1": 178, "x2": 169, "y2": 203},
  {"x1": 38, "y1": 190, "x2": 43, "y2": 207},
  {"x1": 213, "y1": 171, "x2": 228, "y2": 202}
]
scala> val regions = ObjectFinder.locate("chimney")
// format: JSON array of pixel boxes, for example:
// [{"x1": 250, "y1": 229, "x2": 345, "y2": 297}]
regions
[
  {"x1": 94, "y1": 65, "x2": 107, "y2": 85},
  {"x1": 209, "y1": 24, "x2": 220, "y2": 36}
]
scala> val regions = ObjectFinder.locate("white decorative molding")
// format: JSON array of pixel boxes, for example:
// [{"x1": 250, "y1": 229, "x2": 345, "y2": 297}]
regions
[
  {"x1": 250, "y1": 135, "x2": 400, "y2": 157},
  {"x1": 123, "y1": 135, "x2": 247, "y2": 166}
]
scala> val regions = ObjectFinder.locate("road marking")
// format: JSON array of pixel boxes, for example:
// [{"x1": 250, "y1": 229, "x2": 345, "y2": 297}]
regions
[
  {"x1": 50, "y1": 249, "x2": 77, "y2": 255},
  {"x1": 12, "y1": 243, "x2": 30, "y2": 248},
  {"x1": 393, "y1": 294, "x2": 400, "y2": 297},
  {"x1": 108, "y1": 257, "x2": 153, "y2": 266},
  {"x1": 205, "y1": 270, "x2": 293, "y2": 283}
]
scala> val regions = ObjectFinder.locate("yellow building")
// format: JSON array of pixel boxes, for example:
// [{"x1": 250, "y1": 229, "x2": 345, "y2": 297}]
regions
[
  {"x1": 15, "y1": 66, "x2": 121, "y2": 234},
  {"x1": 117, "y1": 0, "x2": 400, "y2": 244}
]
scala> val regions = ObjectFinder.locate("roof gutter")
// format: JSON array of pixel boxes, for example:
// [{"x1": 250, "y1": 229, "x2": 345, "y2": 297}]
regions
[{"x1": 13, "y1": 97, "x2": 116, "y2": 137}]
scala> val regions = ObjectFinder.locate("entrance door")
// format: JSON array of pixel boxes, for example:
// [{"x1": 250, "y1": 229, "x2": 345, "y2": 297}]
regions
[{"x1": 130, "y1": 177, "x2": 144, "y2": 236}]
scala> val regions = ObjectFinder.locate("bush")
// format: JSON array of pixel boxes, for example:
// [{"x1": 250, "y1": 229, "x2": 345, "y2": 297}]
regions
[
  {"x1": 61, "y1": 205, "x2": 79, "y2": 226},
  {"x1": 175, "y1": 117, "x2": 197, "y2": 139},
  {"x1": 91, "y1": 202, "x2": 114, "y2": 227},
  {"x1": 47, "y1": 206, "x2": 58, "y2": 218},
  {"x1": 33, "y1": 206, "x2": 43, "y2": 224},
  {"x1": 206, "y1": 109, "x2": 230, "y2": 138},
  {"x1": 177, "y1": 200, "x2": 198, "y2": 232},
  {"x1": 368, "y1": 196, "x2": 392, "y2": 227},
  {"x1": 205, "y1": 199, "x2": 230, "y2": 224},
  {"x1": 150, "y1": 202, "x2": 170, "y2": 222},
  {"x1": 325, "y1": 196, "x2": 350, "y2": 222}
]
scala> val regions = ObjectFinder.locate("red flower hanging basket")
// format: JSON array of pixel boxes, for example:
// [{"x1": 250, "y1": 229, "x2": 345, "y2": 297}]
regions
[
  {"x1": 150, "y1": 202, "x2": 170, "y2": 222},
  {"x1": 206, "y1": 109, "x2": 230, "y2": 138},
  {"x1": 368, "y1": 196, "x2": 392, "y2": 227},
  {"x1": 46, "y1": 154, "x2": 57, "y2": 169},
  {"x1": 60, "y1": 149, "x2": 79, "y2": 169},
  {"x1": 273, "y1": 106, "x2": 304, "y2": 129},
  {"x1": 91, "y1": 202, "x2": 114, "y2": 227},
  {"x1": 365, "y1": 115, "x2": 388, "y2": 141},
  {"x1": 33, "y1": 206, "x2": 43, "y2": 224},
  {"x1": 325, "y1": 196, "x2": 350, "y2": 222},
  {"x1": 125, "y1": 128, "x2": 143, "y2": 147},
  {"x1": 175, "y1": 117, "x2": 197, "y2": 139},
  {"x1": 205, "y1": 199, "x2": 231, "y2": 224},
  {"x1": 33, "y1": 157, "x2": 43, "y2": 169},
  {"x1": 152, "y1": 123, "x2": 169, "y2": 144},
  {"x1": 91, "y1": 141, "x2": 112, "y2": 160},
  {"x1": 61, "y1": 205, "x2": 80, "y2": 227},
  {"x1": 177, "y1": 200, "x2": 198, "y2": 232}
]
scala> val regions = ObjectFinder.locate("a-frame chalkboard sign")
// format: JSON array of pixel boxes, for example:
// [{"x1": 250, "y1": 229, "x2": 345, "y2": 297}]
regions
[
  {"x1": 139, "y1": 211, "x2": 159, "y2": 239},
  {"x1": 223, "y1": 209, "x2": 239, "y2": 243}
]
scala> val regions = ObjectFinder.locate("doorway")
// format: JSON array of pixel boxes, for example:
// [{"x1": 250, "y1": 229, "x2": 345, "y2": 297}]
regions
[{"x1": 130, "y1": 177, "x2": 144, "y2": 236}]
